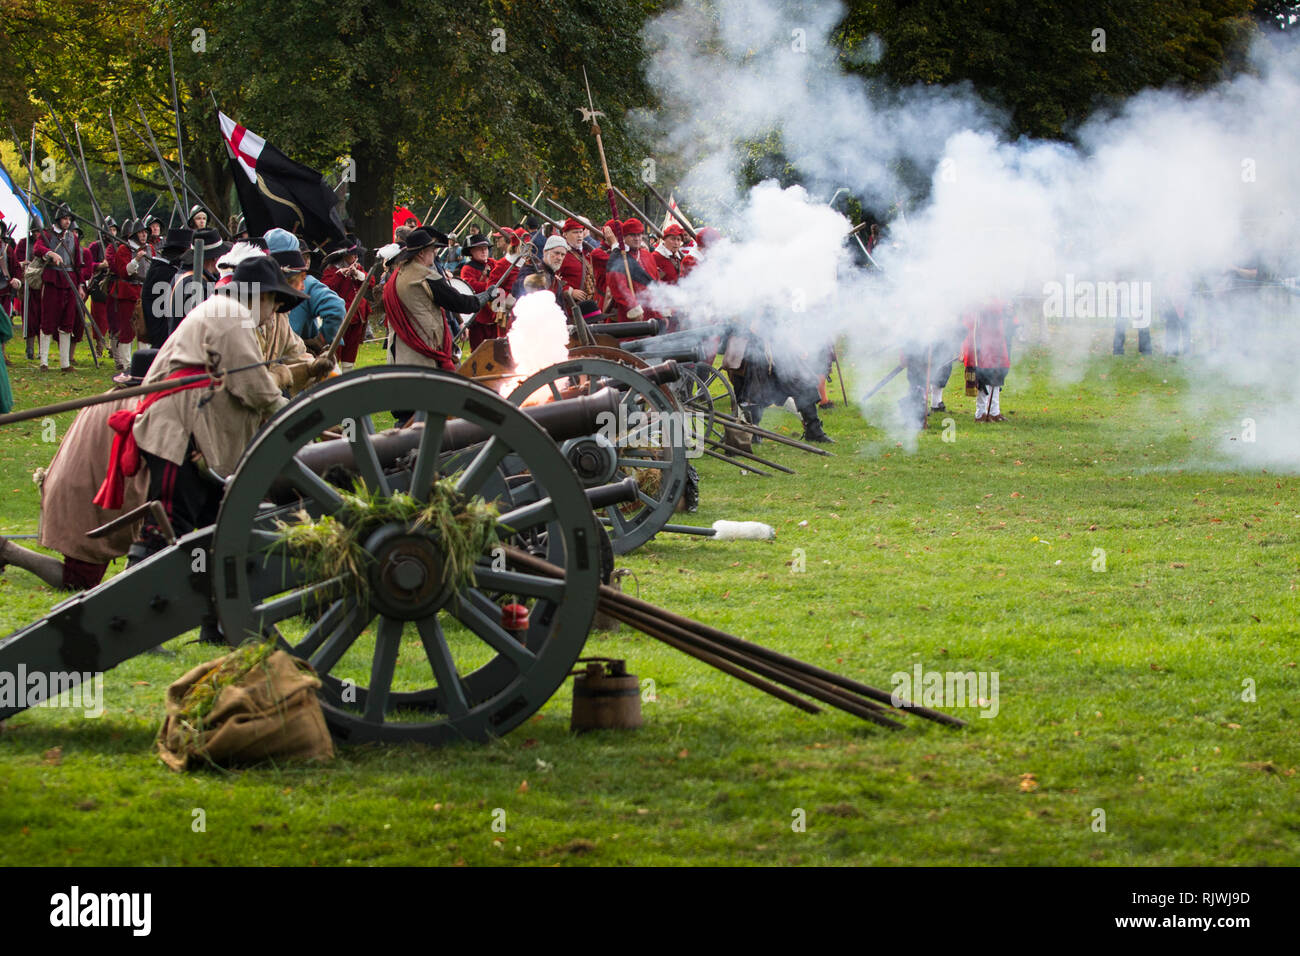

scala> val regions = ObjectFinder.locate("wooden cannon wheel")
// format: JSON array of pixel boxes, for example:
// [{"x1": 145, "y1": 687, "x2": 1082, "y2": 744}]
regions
[
  {"x1": 507, "y1": 355, "x2": 691, "y2": 555},
  {"x1": 209, "y1": 368, "x2": 601, "y2": 745}
]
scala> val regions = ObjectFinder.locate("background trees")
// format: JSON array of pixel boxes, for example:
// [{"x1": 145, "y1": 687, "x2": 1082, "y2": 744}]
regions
[{"x1": 0, "y1": 0, "x2": 1278, "y2": 248}]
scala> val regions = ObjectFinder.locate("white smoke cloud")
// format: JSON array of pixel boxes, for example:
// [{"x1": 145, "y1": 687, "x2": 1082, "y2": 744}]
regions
[{"x1": 638, "y1": 0, "x2": 1300, "y2": 465}]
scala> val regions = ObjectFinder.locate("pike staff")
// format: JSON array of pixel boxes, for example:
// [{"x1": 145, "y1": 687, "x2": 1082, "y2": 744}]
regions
[
  {"x1": 642, "y1": 179, "x2": 697, "y2": 242},
  {"x1": 133, "y1": 98, "x2": 185, "y2": 223},
  {"x1": 168, "y1": 39, "x2": 191, "y2": 211},
  {"x1": 577, "y1": 66, "x2": 637, "y2": 299},
  {"x1": 107, "y1": 107, "x2": 138, "y2": 222}
]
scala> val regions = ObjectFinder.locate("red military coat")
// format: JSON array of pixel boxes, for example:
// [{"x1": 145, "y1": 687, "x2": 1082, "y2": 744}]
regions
[
  {"x1": 33, "y1": 228, "x2": 81, "y2": 289},
  {"x1": 602, "y1": 247, "x2": 662, "y2": 324},
  {"x1": 110, "y1": 242, "x2": 143, "y2": 305},
  {"x1": 651, "y1": 244, "x2": 683, "y2": 285},
  {"x1": 961, "y1": 300, "x2": 1013, "y2": 370}
]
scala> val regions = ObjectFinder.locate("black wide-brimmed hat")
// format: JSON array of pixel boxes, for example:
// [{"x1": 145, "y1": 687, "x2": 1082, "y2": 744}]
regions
[
  {"x1": 216, "y1": 254, "x2": 307, "y2": 311},
  {"x1": 322, "y1": 236, "x2": 365, "y2": 265},
  {"x1": 181, "y1": 227, "x2": 232, "y2": 263},
  {"x1": 161, "y1": 228, "x2": 193, "y2": 256},
  {"x1": 393, "y1": 226, "x2": 449, "y2": 264},
  {"x1": 112, "y1": 347, "x2": 158, "y2": 387}
]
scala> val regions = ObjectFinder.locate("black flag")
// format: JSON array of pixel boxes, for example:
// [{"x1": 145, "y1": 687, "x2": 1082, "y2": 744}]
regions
[{"x1": 219, "y1": 111, "x2": 345, "y2": 245}]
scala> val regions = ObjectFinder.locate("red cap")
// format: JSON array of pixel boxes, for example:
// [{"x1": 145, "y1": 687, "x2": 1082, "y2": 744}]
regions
[
  {"x1": 561, "y1": 217, "x2": 585, "y2": 233},
  {"x1": 621, "y1": 218, "x2": 644, "y2": 235},
  {"x1": 663, "y1": 223, "x2": 686, "y2": 237},
  {"x1": 695, "y1": 226, "x2": 721, "y2": 248}
]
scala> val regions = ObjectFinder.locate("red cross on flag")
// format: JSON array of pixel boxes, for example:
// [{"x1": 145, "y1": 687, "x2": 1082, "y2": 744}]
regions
[{"x1": 216, "y1": 109, "x2": 345, "y2": 245}]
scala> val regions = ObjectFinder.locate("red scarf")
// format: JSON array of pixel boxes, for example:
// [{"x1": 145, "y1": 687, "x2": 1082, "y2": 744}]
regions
[
  {"x1": 382, "y1": 273, "x2": 456, "y2": 372},
  {"x1": 93, "y1": 366, "x2": 213, "y2": 509}
]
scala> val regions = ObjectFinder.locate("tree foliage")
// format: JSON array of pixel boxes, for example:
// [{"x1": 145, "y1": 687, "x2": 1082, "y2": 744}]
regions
[
  {"x1": 2, "y1": 0, "x2": 663, "y2": 250},
  {"x1": 836, "y1": 0, "x2": 1258, "y2": 141}
]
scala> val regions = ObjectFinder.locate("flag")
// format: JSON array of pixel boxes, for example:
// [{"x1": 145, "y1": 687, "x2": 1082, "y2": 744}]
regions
[
  {"x1": 0, "y1": 160, "x2": 42, "y2": 241},
  {"x1": 660, "y1": 193, "x2": 692, "y2": 235},
  {"x1": 218, "y1": 111, "x2": 345, "y2": 246}
]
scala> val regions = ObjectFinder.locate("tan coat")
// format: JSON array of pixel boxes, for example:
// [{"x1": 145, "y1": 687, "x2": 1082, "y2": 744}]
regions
[
  {"x1": 133, "y1": 295, "x2": 288, "y2": 476},
  {"x1": 390, "y1": 261, "x2": 445, "y2": 368},
  {"x1": 38, "y1": 394, "x2": 149, "y2": 564}
]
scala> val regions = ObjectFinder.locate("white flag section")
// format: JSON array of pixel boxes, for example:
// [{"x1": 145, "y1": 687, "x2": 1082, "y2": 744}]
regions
[
  {"x1": 218, "y1": 111, "x2": 265, "y2": 184},
  {"x1": 0, "y1": 162, "x2": 41, "y2": 241},
  {"x1": 660, "y1": 193, "x2": 692, "y2": 234}
]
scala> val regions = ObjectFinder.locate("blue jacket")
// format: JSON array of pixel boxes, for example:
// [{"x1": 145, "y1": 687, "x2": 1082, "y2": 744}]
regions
[{"x1": 288, "y1": 275, "x2": 346, "y2": 342}]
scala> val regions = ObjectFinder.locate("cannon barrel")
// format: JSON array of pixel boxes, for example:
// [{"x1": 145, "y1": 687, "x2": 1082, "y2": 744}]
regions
[
  {"x1": 625, "y1": 344, "x2": 708, "y2": 364},
  {"x1": 621, "y1": 326, "x2": 719, "y2": 356},
  {"x1": 591, "y1": 319, "x2": 663, "y2": 339},
  {"x1": 293, "y1": 386, "x2": 623, "y2": 479}
]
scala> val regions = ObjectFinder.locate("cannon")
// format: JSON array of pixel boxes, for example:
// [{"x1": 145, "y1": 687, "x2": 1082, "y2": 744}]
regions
[{"x1": 0, "y1": 368, "x2": 644, "y2": 745}]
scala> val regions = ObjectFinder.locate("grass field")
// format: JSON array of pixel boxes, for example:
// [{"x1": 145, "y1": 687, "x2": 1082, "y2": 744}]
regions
[{"x1": 0, "y1": 325, "x2": 1296, "y2": 866}]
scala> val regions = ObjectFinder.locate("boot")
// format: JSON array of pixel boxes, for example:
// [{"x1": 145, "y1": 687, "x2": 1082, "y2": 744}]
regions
[
  {"x1": 682, "y1": 464, "x2": 700, "y2": 513},
  {"x1": 801, "y1": 419, "x2": 834, "y2": 443},
  {"x1": 25, "y1": 337, "x2": 35, "y2": 361}
]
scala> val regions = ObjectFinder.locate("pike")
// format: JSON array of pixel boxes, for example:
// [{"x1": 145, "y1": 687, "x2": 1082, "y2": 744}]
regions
[
  {"x1": 23, "y1": 124, "x2": 36, "y2": 341},
  {"x1": 509, "y1": 191, "x2": 563, "y2": 230},
  {"x1": 542, "y1": 196, "x2": 604, "y2": 239},
  {"x1": 106, "y1": 107, "x2": 137, "y2": 222},
  {"x1": 43, "y1": 102, "x2": 103, "y2": 227},
  {"x1": 457, "y1": 195, "x2": 504, "y2": 234},
  {"x1": 426, "y1": 192, "x2": 451, "y2": 229},
  {"x1": 641, "y1": 179, "x2": 697, "y2": 241},
  {"x1": 610, "y1": 186, "x2": 665, "y2": 239},
  {"x1": 167, "y1": 39, "x2": 190, "y2": 211},
  {"x1": 133, "y1": 98, "x2": 185, "y2": 224},
  {"x1": 73, "y1": 121, "x2": 109, "y2": 233},
  {"x1": 577, "y1": 66, "x2": 637, "y2": 298}
]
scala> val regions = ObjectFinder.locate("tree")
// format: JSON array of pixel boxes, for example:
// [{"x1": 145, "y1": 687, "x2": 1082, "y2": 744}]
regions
[{"x1": 836, "y1": 0, "x2": 1258, "y2": 141}]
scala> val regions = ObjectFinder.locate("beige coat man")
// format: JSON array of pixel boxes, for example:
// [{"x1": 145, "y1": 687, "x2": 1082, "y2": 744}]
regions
[{"x1": 134, "y1": 295, "x2": 288, "y2": 477}]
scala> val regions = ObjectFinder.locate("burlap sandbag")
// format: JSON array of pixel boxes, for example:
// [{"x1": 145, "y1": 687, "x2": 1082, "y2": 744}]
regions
[{"x1": 157, "y1": 649, "x2": 334, "y2": 771}]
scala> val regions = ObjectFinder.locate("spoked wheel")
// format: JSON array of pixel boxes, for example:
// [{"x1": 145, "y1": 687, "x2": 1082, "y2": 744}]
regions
[
  {"x1": 507, "y1": 355, "x2": 690, "y2": 554},
  {"x1": 209, "y1": 368, "x2": 600, "y2": 745},
  {"x1": 675, "y1": 361, "x2": 743, "y2": 445}
]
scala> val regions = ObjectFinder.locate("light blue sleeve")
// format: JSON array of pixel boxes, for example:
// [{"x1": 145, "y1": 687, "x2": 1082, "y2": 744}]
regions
[{"x1": 308, "y1": 275, "x2": 346, "y2": 341}]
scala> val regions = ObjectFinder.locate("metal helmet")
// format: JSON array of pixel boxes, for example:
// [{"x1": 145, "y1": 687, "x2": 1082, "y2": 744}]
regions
[{"x1": 53, "y1": 203, "x2": 74, "y2": 222}]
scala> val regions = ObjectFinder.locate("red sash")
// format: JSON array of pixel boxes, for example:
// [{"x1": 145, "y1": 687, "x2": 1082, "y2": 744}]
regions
[
  {"x1": 382, "y1": 275, "x2": 456, "y2": 371},
  {"x1": 92, "y1": 366, "x2": 213, "y2": 509}
]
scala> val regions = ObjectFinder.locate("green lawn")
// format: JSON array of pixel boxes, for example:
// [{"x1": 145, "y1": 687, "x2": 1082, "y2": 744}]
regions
[{"x1": 0, "y1": 328, "x2": 1296, "y2": 866}]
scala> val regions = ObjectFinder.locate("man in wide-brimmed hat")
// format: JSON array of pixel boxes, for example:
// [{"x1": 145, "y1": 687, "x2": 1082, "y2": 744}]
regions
[
  {"x1": 163, "y1": 228, "x2": 231, "y2": 338},
  {"x1": 385, "y1": 227, "x2": 486, "y2": 375},
  {"x1": 321, "y1": 236, "x2": 372, "y2": 370},
  {"x1": 142, "y1": 228, "x2": 193, "y2": 348},
  {"x1": 459, "y1": 232, "x2": 523, "y2": 349},
  {"x1": 115, "y1": 255, "x2": 307, "y2": 563}
]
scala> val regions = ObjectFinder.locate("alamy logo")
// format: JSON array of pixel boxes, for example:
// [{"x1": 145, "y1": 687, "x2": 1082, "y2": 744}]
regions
[
  {"x1": 595, "y1": 407, "x2": 705, "y2": 459},
  {"x1": 891, "y1": 662, "x2": 999, "y2": 718},
  {"x1": 0, "y1": 666, "x2": 103, "y2": 718},
  {"x1": 1042, "y1": 274, "x2": 1152, "y2": 327},
  {"x1": 50, "y1": 886, "x2": 151, "y2": 936}
]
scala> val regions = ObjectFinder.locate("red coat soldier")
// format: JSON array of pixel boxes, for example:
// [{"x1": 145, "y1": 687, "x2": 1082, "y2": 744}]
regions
[
  {"x1": 459, "y1": 232, "x2": 522, "y2": 349},
  {"x1": 321, "y1": 238, "x2": 372, "y2": 371},
  {"x1": 33, "y1": 203, "x2": 82, "y2": 372},
  {"x1": 108, "y1": 219, "x2": 149, "y2": 370}
]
